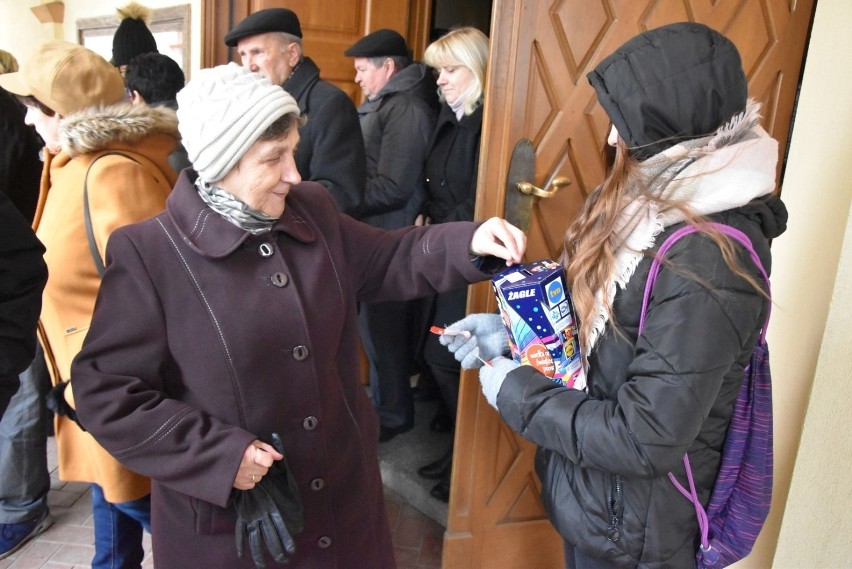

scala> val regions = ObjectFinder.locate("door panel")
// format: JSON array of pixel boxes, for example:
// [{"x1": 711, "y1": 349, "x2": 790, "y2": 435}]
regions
[{"x1": 449, "y1": 1, "x2": 815, "y2": 567}]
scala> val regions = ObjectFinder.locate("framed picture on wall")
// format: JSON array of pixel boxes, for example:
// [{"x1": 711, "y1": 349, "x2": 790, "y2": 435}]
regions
[{"x1": 77, "y1": 4, "x2": 190, "y2": 77}]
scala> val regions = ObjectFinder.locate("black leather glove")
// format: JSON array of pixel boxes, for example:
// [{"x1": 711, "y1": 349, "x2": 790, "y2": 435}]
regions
[
  {"x1": 234, "y1": 432, "x2": 304, "y2": 568},
  {"x1": 45, "y1": 381, "x2": 86, "y2": 431}
]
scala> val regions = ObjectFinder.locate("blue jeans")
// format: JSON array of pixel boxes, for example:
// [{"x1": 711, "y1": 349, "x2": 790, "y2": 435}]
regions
[
  {"x1": 0, "y1": 347, "x2": 50, "y2": 525},
  {"x1": 90, "y1": 484, "x2": 151, "y2": 569}
]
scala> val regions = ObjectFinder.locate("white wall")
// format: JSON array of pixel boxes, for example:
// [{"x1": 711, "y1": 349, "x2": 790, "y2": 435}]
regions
[
  {"x1": 767, "y1": 0, "x2": 852, "y2": 565},
  {"x1": 0, "y1": 0, "x2": 202, "y2": 72}
]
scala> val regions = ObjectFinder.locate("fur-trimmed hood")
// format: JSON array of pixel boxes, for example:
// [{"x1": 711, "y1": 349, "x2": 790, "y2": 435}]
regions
[{"x1": 60, "y1": 102, "x2": 179, "y2": 158}]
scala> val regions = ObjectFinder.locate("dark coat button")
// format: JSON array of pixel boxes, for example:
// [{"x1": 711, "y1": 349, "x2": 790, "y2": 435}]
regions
[
  {"x1": 293, "y1": 345, "x2": 309, "y2": 360},
  {"x1": 302, "y1": 416, "x2": 318, "y2": 430},
  {"x1": 309, "y1": 478, "x2": 325, "y2": 491},
  {"x1": 271, "y1": 272, "x2": 289, "y2": 287},
  {"x1": 317, "y1": 536, "x2": 332, "y2": 549},
  {"x1": 258, "y1": 243, "x2": 274, "y2": 257}
]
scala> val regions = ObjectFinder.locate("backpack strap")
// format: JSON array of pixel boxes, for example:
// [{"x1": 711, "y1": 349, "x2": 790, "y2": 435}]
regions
[
  {"x1": 83, "y1": 152, "x2": 142, "y2": 277},
  {"x1": 639, "y1": 221, "x2": 771, "y2": 560},
  {"x1": 639, "y1": 222, "x2": 771, "y2": 340}
]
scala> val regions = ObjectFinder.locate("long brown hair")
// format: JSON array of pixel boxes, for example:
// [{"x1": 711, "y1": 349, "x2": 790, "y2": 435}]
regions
[{"x1": 563, "y1": 136, "x2": 766, "y2": 353}]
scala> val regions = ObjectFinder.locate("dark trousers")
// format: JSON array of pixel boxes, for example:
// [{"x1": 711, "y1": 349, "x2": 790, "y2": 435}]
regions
[
  {"x1": 359, "y1": 299, "x2": 423, "y2": 429},
  {"x1": 421, "y1": 287, "x2": 468, "y2": 419}
]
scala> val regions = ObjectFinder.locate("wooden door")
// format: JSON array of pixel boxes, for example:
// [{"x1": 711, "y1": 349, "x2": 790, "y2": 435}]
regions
[
  {"x1": 448, "y1": 1, "x2": 815, "y2": 567},
  {"x1": 201, "y1": 0, "x2": 411, "y2": 102}
]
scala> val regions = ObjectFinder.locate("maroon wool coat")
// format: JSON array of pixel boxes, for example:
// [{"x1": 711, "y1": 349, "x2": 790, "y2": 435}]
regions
[{"x1": 72, "y1": 171, "x2": 498, "y2": 568}]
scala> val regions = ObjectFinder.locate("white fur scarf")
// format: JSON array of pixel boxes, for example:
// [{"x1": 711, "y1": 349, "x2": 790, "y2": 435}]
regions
[{"x1": 584, "y1": 100, "x2": 778, "y2": 354}]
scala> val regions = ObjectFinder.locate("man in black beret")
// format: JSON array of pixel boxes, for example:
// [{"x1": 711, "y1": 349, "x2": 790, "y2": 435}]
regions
[
  {"x1": 344, "y1": 29, "x2": 440, "y2": 442},
  {"x1": 224, "y1": 8, "x2": 365, "y2": 215}
]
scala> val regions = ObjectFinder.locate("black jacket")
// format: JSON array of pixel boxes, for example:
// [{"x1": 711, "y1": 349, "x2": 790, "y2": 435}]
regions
[
  {"x1": 497, "y1": 23, "x2": 786, "y2": 566},
  {"x1": 498, "y1": 198, "x2": 786, "y2": 567},
  {"x1": 423, "y1": 104, "x2": 483, "y2": 224},
  {"x1": 356, "y1": 62, "x2": 438, "y2": 229},
  {"x1": 0, "y1": 191, "x2": 47, "y2": 417},
  {"x1": 283, "y1": 57, "x2": 366, "y2": 216},
  {"x1": 0, "y1": 87, "x2": 42, "y2": 222}
]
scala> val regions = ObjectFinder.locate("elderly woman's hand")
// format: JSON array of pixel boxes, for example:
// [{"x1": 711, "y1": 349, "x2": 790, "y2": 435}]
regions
[
  {"x1": 233, "y1": 439, "x2": 283, "y2": 490},
  {"x1": 470, "y1": 217, "x2": 526, "y2": 266}
]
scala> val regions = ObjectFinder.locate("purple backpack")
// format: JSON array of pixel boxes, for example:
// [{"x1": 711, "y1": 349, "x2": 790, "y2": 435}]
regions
[{"x1": 639, "y1": 223, "x2": 773, "y2": 568}]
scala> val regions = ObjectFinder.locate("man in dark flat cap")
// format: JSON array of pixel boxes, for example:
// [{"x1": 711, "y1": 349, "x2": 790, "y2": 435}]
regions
[
  {"x1": 225, "y1": 8, "x2": 365, "y2": 215},
  {"x1": 344, "y1": 29, "x2": 439, "y2": 442}
]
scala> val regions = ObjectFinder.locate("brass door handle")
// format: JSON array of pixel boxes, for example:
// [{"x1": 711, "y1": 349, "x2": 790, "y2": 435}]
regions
[{"x1": 516, "y1": 177, "x2": 571, "y2": 198}]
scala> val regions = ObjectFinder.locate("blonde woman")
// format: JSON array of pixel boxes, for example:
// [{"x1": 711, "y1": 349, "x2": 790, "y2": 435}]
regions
[
  {"x1": 442, "y1": 22, "x2": 787, "y2": 566},
  {"x1": 416, "y1": 26, "x2": 489, "y2": 502}
]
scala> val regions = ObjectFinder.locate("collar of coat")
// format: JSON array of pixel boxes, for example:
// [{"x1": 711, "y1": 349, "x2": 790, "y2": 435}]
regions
[
  {"x1": 358, "y1": 62, "x2": 431, "y2": 112},
  {"x1": 59, "y1": 102, "x2": 180, "y2": 158},
  {"x1": 435, "y1": 102, "x2": 483, "y2": 132},
  {"x1": 282, "y1": 56, "x2": 321, "y2": 102},
  {"x1": 166, "y1": 170, "x2": 317, "y2": 258}
]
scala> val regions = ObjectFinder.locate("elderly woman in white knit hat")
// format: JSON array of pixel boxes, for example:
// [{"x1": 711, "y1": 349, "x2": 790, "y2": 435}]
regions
[{"x1": 70, "y1": 62, "x2": 525, "y2": 568}]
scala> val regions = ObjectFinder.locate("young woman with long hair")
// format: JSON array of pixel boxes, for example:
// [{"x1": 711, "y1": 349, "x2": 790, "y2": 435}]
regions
[{"x1": 439, "y1": 22, "x2": 788, "y2": 567}]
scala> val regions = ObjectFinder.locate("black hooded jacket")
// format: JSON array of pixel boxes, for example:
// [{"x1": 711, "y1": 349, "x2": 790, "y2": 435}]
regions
[
  {"x1": 356, "y1": 62, "x2": 438, "y2": 228},
  {"x1": 495, "y1": 23, "x2": 787, "y2": 567}
]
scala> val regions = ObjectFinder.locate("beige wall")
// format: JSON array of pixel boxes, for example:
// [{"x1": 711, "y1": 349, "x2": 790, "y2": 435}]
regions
[
  {"x1": 766, "y1": 0, "x2": 852, "y2": 566},
  {"x1": 0, "y1": 0, "x2": 202, "y2": 71}
]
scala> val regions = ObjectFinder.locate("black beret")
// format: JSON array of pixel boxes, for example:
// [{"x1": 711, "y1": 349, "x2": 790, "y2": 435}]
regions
[
  {"x1": 224, "y1": 8, "x2": 302, "y2": 47},
  {"x1": 344, "y1": 29, "x2": 410, "y2": 58}
]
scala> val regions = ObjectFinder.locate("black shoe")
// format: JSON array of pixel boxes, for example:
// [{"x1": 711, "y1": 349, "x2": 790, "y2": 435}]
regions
[
  {"x1": 430, "y1": 472, "x2": 451, "y2": 503},
  {"x1": 417, "y1": 448, "x2": 453, "y2": 480},
  {"x1": 429, "y1": 409, "x2": 453, "y2": 433},
  {"x1": 378, "y1": 423, "x2": 413, "y2": 443}
]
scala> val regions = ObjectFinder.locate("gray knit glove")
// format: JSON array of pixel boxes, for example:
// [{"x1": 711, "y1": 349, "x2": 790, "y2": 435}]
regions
[
  {"x1": 478, "y1": 356, "x2": 520, "y2": 409},
  {"x1": 439, "y1": 313, "x2": 510, "y2": 369}
]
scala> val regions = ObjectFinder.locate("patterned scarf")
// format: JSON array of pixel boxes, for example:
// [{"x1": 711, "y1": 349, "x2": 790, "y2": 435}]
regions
[
  {"x1": 195, "y1": 178, "x2": 278, "y2": 234},
  {"x1": 585, "y1": 100, "x2": 778, "y2": 353}
]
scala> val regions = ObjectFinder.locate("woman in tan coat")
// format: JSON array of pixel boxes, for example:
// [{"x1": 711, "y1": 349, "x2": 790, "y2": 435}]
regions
[{"x1": 0, "y1": 40, "x2": 178, "y2": 568}]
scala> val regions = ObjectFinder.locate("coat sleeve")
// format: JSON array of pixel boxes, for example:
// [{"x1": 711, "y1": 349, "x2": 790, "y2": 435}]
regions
[
  {"x1": 72, "y1": 230, "x2": 256, "y2": 508},
  {"x1": 358, "y1": 99, "x2": 433, "y2": 217},
  {"x1": 304, "y1": 89, "x2": 366, "y2": 216},
  {"x1": 0, "y1": 193, "x2": 47, "y2": 417},
  {"x1": 497, "y1": 232, "x2": 767, "y2": 478},
  {"x1": 336, "y1": 212, "x2": 494, "y2": 303}
]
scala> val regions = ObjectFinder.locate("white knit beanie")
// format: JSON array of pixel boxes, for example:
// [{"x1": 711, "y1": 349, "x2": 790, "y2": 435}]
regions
[{"x1": 176, "y1": 62, "x2": 301, "y2": 182}]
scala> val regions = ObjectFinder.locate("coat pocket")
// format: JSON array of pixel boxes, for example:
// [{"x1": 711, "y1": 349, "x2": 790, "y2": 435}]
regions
[{"x1": 191, "y1": 495, "x2": 236, "y2": 535}]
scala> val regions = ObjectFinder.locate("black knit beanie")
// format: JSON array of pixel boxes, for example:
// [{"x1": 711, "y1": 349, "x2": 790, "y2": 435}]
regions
[{"x1": 112, "y1": 2, "x2": 158, "y2": 67}]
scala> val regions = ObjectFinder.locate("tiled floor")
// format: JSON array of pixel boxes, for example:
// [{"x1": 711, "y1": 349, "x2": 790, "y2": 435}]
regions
[{"x1": 0, "y1": 437, "x2": 444, "y2": 568}]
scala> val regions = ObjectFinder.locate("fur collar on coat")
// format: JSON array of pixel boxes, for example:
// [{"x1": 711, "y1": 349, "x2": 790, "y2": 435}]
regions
[{"x1": 59, "y1": 102, "x2": 179, "y2": 158}]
